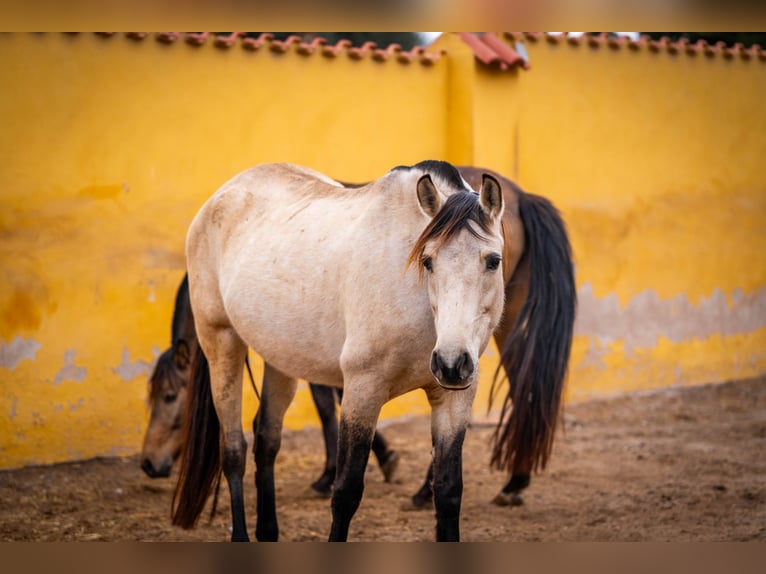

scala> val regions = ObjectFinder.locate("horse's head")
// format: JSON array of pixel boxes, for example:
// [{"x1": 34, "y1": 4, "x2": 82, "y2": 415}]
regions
[
  {"x1": 140, "y1": 340, "x2": 191, "y2": 478},
  {"x1": 409, "y1": 171, "x2": 505, "y2": 390}
]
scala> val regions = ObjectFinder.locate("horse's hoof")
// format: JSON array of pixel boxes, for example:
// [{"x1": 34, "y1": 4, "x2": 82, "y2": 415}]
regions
[
  {"x1": 310, "y1": 479, "x2": 333, "y2": 498},
  {"x1": 407, "y1": 493, "x2": 434, "y2": 511},
  {"x1": 492, "y1": 490, "x2": 524, "y2": 507},
  {"x1": 380, "y1": 451, "x2": 400, "y2": 483}
]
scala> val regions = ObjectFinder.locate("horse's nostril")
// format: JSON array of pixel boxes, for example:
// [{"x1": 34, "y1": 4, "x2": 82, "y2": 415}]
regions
[
  {"x1": 430, "y1": 351, "x2": 441, "y2": 377},
  {"x1": 141, "y1": 458, "x2": 157, "y2": 477},
  {"x1": 458, "y1": 352, "x2": 473, "y2": 379}
]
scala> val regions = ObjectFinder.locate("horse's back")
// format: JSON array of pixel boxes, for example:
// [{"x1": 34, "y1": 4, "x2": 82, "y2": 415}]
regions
[{"x1": 185, "y1": 163, "x2": 421, "y2": 386}]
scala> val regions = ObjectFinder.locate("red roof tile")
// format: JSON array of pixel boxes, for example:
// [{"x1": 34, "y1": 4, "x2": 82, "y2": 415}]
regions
[
  {"x1": 458, "y1": 32, "x2": 529, "y2": 71},
  {"x1": 59, "y1": 32, "x2": 443, "y2": 67},
  {"x1": 506, "y1": 32, "x2": 766, "y2": 62},
  {"x1": 39, "y1": 33, "x2": 766, "y2": 66}
]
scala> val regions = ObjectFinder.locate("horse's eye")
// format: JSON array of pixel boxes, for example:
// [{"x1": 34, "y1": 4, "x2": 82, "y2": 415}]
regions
[
  {"x1": 486, "y1": 254, "x2": 502, "y2": 271},
  {"x1": 163, "y1": 393, "x2": 177, "y2": 404},
  {"x1": 422, "y1": 256, "x2": 433, "y2": 272}
]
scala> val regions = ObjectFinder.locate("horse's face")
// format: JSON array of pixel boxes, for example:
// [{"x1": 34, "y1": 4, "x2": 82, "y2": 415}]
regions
[
  {"x1": 414, "y1": 174, "x2": 506, "y2": 390},
  {"x1": 140, "y1": 341, "x2": 191, "y2": 478}
]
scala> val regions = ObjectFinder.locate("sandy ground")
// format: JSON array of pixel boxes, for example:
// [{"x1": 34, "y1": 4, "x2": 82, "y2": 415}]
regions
[{"x1": 1, "y1": 376, "x2": 764, "y2": 542}]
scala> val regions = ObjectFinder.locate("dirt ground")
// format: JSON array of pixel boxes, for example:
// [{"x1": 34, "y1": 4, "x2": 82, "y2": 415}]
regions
[{"x1": 1, "y1": 376, "x2": 764, "y2": 542}]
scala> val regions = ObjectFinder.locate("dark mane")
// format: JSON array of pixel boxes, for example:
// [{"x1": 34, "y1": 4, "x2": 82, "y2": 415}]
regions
[
  {"x1": 393, "y1": 160, "x2": 469, "y2": 191},
  {"x1": 335, "y1": 179, "x2": 368, "y2": 189},
  {"x1": 148, "y1": 348, "x2": 185, "y2": 401},
  {"x1": 407, "y1": 191, "x2": 493, "y2": 279}
]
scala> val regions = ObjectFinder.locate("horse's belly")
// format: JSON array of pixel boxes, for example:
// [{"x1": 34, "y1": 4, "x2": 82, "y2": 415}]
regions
[{"x1": 222, "y1": 281, "x2": 346, "y2": 385}]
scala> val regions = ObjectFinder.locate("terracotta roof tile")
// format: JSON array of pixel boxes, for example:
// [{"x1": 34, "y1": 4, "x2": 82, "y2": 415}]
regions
[
  {"x1": 156, "y1": 32, "x2": 180, "y2": 44},
  {"x1": 41, "y1": 33, "x2": 766, "y2": 66},
  {"x1": 56, "y1": 33, "x2": 442, "y2": 67},
  {"x1": 185, "y1": 32, "x2": 209, "y2": 46},
  {"x1": 458, "y1": 32, "x2": 529, "y2": 71},
  {"x1": 533, "y1": 32, "x2": 766, "y2": 62},
  {"x1": 371, "y1": 43, "x2": 401, "y2": 62}
]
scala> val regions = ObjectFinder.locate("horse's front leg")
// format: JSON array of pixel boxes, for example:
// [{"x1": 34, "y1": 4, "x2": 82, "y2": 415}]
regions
[
  {"x1": 328, "y1": 380, "x2": 382, "y2": 542},
  {"x1": 253, "y1": 363, "x2": 298, "y2": 541},
  {"x1": 427, "y1": 383, "x2": 477, "y2": 542}
]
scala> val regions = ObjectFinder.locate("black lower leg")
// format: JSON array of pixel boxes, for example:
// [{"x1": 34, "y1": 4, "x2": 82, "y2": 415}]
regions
[
  {"x1": 432, "y1": 428, "x2": 466, "y2": 542},
  {"x1": 412, "y1": 462, "x2": 434, "y2": 508},
  {"x1": 254, "y1": 408, "x2": 282, "y2": 542},
  {"x1": 222, "y1": 431, "x2": 249, "y2": 542},
  {"x1": 502, "y1": 473, "x2": 531, "y2": 494},
  {"x1": 309, "y1": 384, "x2": 338, "y2": 496},
  {"x1": 329, "y1": 420, "x2": 374, "y2": 542},
  {"x1": 370, "y1": 431, "x2": 390, "y2": 466}
]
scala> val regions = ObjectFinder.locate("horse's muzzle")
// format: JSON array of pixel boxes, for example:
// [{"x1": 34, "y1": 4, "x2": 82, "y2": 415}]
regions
[
  {"x1": 430, "y1": 350, "x2": 474, "y2": 390},
  {"x1": 141, "y1": 456, "x2": 172, "y2": 478}
]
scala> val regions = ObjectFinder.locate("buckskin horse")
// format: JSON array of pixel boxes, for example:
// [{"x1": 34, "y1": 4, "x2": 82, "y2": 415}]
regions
[{"x1": 170, "y1": 161, "x2": 575, "y2": 542}]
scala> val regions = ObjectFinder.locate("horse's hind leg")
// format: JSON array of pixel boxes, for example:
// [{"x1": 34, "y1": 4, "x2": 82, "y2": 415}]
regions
[
  {"x1": 254, "y1": 363, "x2": 298, "y2": 541},
  {"x1": 493, "y1": 471, "x2": 531, "y2": 507},
  {"x1": 411, "y1": 462, "x2": 434, "y2": 508},
  {"x1": 426, "y1": 383, "x2": 477, "y2": 542},
  {"x1": 309, "y1": 383, "x2": 338, "y2": 497},
  {"x1": 200, "y1": 327, "x2": 249, "y2": 541}
]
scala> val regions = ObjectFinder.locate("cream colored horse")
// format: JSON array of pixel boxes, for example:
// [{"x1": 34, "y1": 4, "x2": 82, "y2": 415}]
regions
[{"x1": 172, "y1": 160, "x2": 506, "y2": 542}]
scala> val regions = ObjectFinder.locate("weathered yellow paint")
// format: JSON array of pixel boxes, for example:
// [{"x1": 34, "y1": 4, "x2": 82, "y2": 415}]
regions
[
  {"x1": 568, "y1": 328, "x2": 766, "y2": 402},
  {"x1": 2, "y1": 33, "x2": 765, "y2": 469},
  {"x1": 0, "y1": 33, "x2": 450, "y2": 468},
  {"x1": 434, "y1": 32, "x2": 766, "y2": 416}
]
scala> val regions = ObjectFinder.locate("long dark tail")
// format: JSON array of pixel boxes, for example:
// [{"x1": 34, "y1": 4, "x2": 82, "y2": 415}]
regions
[
  {"x1": 171, "y1": 344, "x2": 223, "y2": 528},
  {"x1": 489, "y1": 190, "x2": 576, "y2": 474}
]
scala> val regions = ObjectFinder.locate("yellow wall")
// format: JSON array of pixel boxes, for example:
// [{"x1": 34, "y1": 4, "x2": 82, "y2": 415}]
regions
[
  {"x1": 1, "y1": 33, "x2": 765, "y2": 469},
  {"x1": 498, "y1": 35, "x2": 766, "y2": 401}
]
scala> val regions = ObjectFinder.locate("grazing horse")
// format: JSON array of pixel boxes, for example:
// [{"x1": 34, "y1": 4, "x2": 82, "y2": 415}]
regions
[
  {"x1": 172, "y1": 161, "x2": 508, "y2": 541},
  {"x1": 140, "y1": 274, "x2": 399, "y2": 492},
  {"x1": 140, "y1": 275, "x2": 197, "y2": 478}
]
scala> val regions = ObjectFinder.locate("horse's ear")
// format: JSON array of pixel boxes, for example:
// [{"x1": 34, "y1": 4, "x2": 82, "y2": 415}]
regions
[
  {"x1": 479, "y1": 174, "x2": 504, "y2": 220},
  {"x1": 416, "y1": 174, "x2": 444, "y2": 218},
  {"x1": 173, "y1": 339, "x2": 190, "y2": 370}
]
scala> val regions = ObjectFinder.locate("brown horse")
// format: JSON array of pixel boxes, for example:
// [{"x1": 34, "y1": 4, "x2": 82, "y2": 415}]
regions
[{"x1": 140, "y1": 275, "x2": 197, "y2": 478}]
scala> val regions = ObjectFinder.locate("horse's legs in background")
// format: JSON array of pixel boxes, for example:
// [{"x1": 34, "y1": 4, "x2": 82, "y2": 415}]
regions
[
  {"x1": 489, "y1": 253, "x2": 533, "y2": 507},
  {"x1": 426, "y1": 383, "x2": 477, "y2": 542},
  {"x1": 411, "y1": 461, "x2": 532, "y2": 510},
  {"x1": 493, "y1": 471, "x2": 531, "y2": 506},
  {"x1": 308, "y1": 383, "x2": 338, "y2": 497},
  {"x1": 254, "y1": 363, "x2": 298, "y2": 541},
  {"x1": 370, "y1": 430, "x2": 399, "y2": 482},
  {"x1": 328, "y1": 382, "x2": 384, "y2": 541},
  {"x1": 201, "y1": 328, "x2": 249, "y2": 541},
  {"x1": 411, "y1": 462, "x2": 434, "y2": 508}
]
